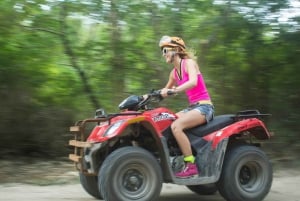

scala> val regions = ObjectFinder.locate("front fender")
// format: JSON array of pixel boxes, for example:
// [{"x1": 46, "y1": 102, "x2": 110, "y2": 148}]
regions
[{"x1": 87, "y1": 115, "x2": 163, "y2": 142}]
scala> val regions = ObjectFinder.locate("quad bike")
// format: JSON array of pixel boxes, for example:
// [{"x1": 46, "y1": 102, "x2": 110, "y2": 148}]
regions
[{"x1": 68, "y1": 90, "x2": 273, "y2": 201}]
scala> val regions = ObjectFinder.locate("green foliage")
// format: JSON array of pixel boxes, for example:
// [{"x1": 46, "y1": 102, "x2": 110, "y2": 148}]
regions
[{"x1": 0, "y1": 0, "x2": 299, "y2": 157}]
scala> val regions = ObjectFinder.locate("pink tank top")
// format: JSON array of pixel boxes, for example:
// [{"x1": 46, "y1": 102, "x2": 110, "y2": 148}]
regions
[{"x1": 174, "y1": 59, "x2": 211, "y2": 104}]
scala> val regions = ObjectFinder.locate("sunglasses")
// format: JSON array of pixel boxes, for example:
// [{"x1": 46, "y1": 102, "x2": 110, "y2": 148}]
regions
[{"x1": 162, "y1": 47, "x2": 174, "y2": 55}]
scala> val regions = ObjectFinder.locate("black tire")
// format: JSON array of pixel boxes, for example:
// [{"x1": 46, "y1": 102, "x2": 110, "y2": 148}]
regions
[
  {"x1": 186, "y1": 183, "x2": 218, "y2": 195},
  {"x1": 98, "y1": 146, "x2": 163, "y2": 201},
  {"x1": 217, "y1": 145, "x2": 273, "y2": 201},
  {"x1": 79, "y1": 173, "x2": 103, "y2": 199}
]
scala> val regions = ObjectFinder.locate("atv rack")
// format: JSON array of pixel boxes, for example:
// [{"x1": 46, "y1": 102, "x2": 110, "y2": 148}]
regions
[
  {"x1": 69, "y1": 112, "x2": 142, "y2": 172},
  {"x1": 235, "y1": 110, "x2": 271, "y2": 120},
  {"x1": 69, "y1": 118, "x2": 104, "y2": 171}
]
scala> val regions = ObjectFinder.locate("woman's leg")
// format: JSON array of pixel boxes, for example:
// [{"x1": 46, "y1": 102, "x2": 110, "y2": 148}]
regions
[
  {"x1": 172, "y1": 110, "x2": 207, "y2": 156},
  {"x1": 171, "y1": 110, "x2": 207, "y2": 177}
]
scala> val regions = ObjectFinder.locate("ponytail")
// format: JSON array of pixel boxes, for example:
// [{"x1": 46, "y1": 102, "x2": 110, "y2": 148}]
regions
[{"x1": 178, "y1": 47, "x2": 197, "y2": 60}]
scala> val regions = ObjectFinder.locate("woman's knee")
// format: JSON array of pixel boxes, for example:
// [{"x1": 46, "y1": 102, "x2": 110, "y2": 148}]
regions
[{"x1": 171, "y1": 121, "x2": 183, "y2": 134}]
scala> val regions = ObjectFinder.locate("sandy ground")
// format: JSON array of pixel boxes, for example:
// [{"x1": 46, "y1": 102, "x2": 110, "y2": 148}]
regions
[{"x1": 0, "y1": 163, "x2": 299, "y2": 201}]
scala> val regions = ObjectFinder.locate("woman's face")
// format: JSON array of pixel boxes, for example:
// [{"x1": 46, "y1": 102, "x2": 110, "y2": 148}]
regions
[{"x1": 162, "y1": 47, "x2": 175, "y2": 63}]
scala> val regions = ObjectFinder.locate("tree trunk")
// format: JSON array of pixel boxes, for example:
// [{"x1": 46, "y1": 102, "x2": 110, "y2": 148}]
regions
[{"x1": 59, "y1": 3, "x2": 100, "y2": 109}]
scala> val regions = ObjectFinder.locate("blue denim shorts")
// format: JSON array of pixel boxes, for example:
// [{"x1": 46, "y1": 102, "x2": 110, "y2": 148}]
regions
[{"x1": 182, "y1": 104, "x2": 214, "y2": 123}]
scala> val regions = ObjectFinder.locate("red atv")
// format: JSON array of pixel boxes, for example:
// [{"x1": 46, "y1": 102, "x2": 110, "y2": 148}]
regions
[{"x1": 69, "y1": 90, "x2": 273, "y2": 201}]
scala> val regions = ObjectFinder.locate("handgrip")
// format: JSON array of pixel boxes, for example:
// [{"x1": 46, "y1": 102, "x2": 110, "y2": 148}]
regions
[{"x1": 167, "y1": 90, "x2": 176, "y2": 96}]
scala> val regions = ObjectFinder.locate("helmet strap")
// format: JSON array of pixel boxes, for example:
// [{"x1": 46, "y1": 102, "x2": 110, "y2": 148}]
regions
[{"x1": 170, "y1": 51, "x2": 177, "y2": 63}]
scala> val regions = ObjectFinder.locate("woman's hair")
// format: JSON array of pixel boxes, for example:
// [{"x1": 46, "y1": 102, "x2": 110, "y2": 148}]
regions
[{"x1": 177, "y1": 47, "x2": 197, "y2": 60}]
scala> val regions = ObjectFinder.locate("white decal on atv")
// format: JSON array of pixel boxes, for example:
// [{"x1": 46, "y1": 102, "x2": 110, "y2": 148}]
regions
[
  {"x1": 153, "y1": 113, "x2": 176, "y2": 122},
  {"x1": 216, "y1": 130, "x2": 223, "y2": 136}
]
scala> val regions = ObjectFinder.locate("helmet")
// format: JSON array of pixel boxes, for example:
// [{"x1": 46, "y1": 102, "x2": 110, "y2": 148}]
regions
[{"x1": 159, "y1": 36, "x2": 186, "y2": 50}]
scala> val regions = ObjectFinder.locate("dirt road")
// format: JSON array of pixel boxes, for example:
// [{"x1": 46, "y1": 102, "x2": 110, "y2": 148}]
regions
[{"x1": 0, "y1": 169, "x2": 299, "y2": 201}]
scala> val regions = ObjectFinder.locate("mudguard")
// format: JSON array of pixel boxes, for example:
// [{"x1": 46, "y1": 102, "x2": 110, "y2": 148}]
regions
[{"x1": 203, "y1": 118, "x2": 271, "y2": 149}]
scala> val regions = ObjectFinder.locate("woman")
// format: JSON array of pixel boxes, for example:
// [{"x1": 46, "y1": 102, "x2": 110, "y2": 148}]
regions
[{"x1": 159, "y1": 36, "x2": 214, "y2": 178}]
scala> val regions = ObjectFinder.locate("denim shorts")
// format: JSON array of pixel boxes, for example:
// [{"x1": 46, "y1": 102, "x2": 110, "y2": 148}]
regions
[{"x1": 182, "y1": 104, "x2": 214, "y2": 123}]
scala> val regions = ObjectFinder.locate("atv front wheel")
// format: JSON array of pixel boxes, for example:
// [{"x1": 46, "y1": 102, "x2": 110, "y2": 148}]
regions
[
  {"x1": 79, "y1": 173, "x2": 103, "y2": 199},
  {"x1": 98, "y1": 146, "x2": 163, "y2": 201},
  {"x1": 217, "y1": 145, "x2": 273, "y2": 201},
  {"x1": 186, "y1": 183, "x2": 218, "y2": 195}
]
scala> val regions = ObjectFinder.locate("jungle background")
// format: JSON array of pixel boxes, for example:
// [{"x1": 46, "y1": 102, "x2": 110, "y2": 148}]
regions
[{"x1": 0, "y1": 0, "x2": 299, "y2": 165}]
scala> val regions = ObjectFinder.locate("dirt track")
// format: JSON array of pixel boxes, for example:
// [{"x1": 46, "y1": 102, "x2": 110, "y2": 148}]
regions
[{"x1": 0, "y1": 169, "x2": 299, "y2": 201}]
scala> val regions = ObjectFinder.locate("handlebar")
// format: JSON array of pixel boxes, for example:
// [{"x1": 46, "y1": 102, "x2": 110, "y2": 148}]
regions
[
  {"x1": 141, "y1": 89, "x2": 176, "y2": 106},
  {"x1": 118, "y1": 89, "x2": 176, "y2": 111},
  {"x1": 147, "y1": 90, "x2": 163, "y2": 102},
  {"x1": 147, "y1": 89, "x2": 176, "y2": 99},
  {"x1": 167, "y1": 90, "x2": 176, "y2": 96}
]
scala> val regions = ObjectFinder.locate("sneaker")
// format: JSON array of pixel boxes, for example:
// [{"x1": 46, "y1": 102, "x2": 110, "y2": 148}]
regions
[{"x1": 175, "y1": 163, "x2": 199, "y2": 178}]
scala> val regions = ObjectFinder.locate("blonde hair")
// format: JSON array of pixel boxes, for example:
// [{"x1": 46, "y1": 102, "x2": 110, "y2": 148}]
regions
[{"x1": 177, "y1": 47, "x2": 197, "y2": 60}]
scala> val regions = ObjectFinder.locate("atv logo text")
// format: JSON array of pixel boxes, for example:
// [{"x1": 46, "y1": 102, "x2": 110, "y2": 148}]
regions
[{"x1": 152, "y1": 113, "x2": 176, "y2": 122}]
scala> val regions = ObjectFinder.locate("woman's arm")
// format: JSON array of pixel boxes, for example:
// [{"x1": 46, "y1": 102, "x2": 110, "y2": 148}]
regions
[
  {"x1": 161, "y1": 70, "x2": 176, "y2": 97},
  {"x1": 164, "y1": 70, "x2": 176, "y2": 88}
]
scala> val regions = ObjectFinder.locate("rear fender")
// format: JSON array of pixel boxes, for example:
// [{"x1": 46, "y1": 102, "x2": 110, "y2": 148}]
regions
[{"x1": 203, "y1": 118, "x2": 271, "y2": 149}]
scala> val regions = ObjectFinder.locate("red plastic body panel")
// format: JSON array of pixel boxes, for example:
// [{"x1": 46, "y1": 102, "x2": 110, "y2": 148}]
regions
[
  {"x1": 87, "y1": 107, "x2": 270, "y2": 149},
  {"x1": 143, "y1": 107, "x2": 177, "y2": 131},
  {"x1": 87, "y1": 107, "x2": 177, "y2": 143},
  {"x1": 203, "y1": 118, "x2": 271, "y2": 149}
]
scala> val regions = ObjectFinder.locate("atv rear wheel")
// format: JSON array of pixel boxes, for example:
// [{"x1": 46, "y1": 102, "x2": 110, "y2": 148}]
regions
[
  {"x1": 217, "y1": 145, "x2": 272, "y2": 201},
  {"x1": 186, "y1": 183, "x2": 218, "y2": 195},
  {"x1": 98, "y1": 146, "x2": 163, "y2": 201},
  {"x1": 79, "y1": 173, "x2": 103, "y2": 199}
]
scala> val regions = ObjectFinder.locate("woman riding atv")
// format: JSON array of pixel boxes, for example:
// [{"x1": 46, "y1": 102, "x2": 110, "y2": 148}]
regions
[{"x1": 157, "y1": 35, "x2": 214, "y2": 178}]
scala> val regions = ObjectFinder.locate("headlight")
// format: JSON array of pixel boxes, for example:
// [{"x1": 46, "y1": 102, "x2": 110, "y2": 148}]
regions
[{"x1": 103, "y1": 120, "x2": 125, "y2": 137}]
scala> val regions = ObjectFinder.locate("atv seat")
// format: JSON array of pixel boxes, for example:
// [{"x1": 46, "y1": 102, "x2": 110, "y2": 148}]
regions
[{"x1": 187, "y1": 114, "x2": 236, "y2": 137}]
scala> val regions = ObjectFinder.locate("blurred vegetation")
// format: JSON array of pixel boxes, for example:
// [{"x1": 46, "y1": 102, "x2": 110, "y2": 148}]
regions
[{"x1": 0, "y1": 0, "x2": 299, "y2": 158}]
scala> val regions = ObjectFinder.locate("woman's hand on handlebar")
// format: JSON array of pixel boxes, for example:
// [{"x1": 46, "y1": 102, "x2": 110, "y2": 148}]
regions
[
  {"x1": 142, "y1": 94, "x2": 149, "y2": 100},
  {"x1": 160, "y1": 87, "x2": 177, "y2": 98}
]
